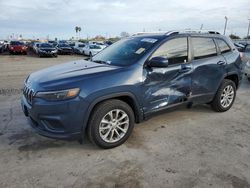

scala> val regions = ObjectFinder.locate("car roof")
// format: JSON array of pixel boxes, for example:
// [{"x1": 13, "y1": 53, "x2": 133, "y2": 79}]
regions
[{"x1": 132, "y1": 30, "x2": 224, "y2": 39}]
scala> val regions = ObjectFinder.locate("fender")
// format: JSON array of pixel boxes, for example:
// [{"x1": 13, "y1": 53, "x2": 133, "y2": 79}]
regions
[{"x1": 81, "y1": 91, "x2": 144, "y2": 132}]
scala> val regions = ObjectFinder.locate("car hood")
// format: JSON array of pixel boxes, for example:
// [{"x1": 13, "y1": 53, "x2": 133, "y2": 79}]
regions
[{"x1": 27, "y1": 59, "x2": 120, "y2": 90}]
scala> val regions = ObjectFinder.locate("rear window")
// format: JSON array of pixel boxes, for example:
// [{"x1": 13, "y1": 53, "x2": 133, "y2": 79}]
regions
[
  {"x1": 192, "y1": 37, "x2": 217, "y2": 60},
  {"x1": 90, "y1": 45, "x2": 101, "y2": 49},
  {"x1": 216, "y1": 39, "x2": 231, "y2": 53}
]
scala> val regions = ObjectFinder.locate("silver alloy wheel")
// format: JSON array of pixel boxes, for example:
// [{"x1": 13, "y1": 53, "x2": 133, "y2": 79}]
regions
[
  {"x1": 99, "y1": 109, "x2": 129, "y2": 143},
  {"x1": 220, "y1": 85, "x2": 234, "y2": 108}
]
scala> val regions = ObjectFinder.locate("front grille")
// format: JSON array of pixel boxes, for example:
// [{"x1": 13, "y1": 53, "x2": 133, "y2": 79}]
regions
[{"x1": 23, "y1": 85, "x2": 35, "y2": 104}]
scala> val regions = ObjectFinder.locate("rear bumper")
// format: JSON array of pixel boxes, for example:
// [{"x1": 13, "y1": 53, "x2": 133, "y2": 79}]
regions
[{"x1": 21, "y1": 95, "x2": 89, "y2": 140}]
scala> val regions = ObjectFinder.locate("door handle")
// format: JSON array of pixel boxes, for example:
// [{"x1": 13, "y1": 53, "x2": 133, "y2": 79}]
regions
[{"x1": 217, "y1": 61, "x2": 226, "y2": 65}]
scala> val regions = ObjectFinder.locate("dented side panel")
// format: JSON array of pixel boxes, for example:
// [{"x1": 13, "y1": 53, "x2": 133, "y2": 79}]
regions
[{"x1": 142, "y1": 64, "x2": 192, "y2": 114}]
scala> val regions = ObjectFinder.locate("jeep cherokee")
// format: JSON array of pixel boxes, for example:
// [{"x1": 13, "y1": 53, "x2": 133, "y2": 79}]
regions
[{"x1": 21, "y1": 30, "x2": 243, "y2": 148}]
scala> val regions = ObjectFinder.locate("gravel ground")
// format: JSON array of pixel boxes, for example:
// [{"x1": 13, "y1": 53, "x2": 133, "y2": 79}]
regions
[{"x1": 0, "y1": 54, "x2": 250, "y2": 188}]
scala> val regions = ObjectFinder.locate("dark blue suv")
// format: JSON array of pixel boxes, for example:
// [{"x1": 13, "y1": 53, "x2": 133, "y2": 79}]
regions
[{"x1": 21, "y1": 31, "x2": 243, "y2": 148}]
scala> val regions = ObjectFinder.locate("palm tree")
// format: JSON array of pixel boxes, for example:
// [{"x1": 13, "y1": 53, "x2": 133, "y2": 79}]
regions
[
  {"x1": 75, "y1": 26, "x2": 79, "y2": 39},
  {"x1": 78, "y1": 27, "x2": 81, "y2": 39}
]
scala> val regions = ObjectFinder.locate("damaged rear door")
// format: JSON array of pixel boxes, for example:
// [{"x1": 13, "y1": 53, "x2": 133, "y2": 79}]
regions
[{"x1": 142, "y1": 37, "x2": 192, "y2": 115}]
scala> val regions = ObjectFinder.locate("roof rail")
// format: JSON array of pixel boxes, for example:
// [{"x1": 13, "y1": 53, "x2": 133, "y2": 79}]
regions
[
  {"x1": 177, "y1": 30, "x2": 220, "y2": 35},
  {"x1": 132, "y1": 30, "x2": 220, "y2": 36},
  {"x1": 132, "y1": 31, "x2": 170, "y2": 36}
]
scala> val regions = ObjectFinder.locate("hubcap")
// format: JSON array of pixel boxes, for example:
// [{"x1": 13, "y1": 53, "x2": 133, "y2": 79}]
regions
[
  {"x1": 220, "y1": 85, "x2": 234, "y2": 108},
  {"x1": 99, "y1": 109, "x2": 129, "y2": 143}
]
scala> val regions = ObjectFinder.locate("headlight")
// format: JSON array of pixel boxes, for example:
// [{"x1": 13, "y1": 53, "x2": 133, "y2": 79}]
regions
[
  {"x1": 51, "y1": 50, "x2": 57, "y2": 53},
  {"x1": 36, "y1": 88, "x2": 80, "y2": 101},
  {"x1": 246, "y1": 61, "x2": 250, "y2": 68},
  {"x1": 39, "y1": 49, "x2": 45, "y2": 53}
]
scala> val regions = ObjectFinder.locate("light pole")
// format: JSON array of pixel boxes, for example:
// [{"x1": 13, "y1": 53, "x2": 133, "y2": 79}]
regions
[
  {"x1": 200, "y1": 24, "x2": 203, "y2": 30},
  {"x1": 223, "y1": 16, "x2": 228, "y2": 35},
  {"x1": 247, "y1": 19, "x2": 250, "y2": 39}
]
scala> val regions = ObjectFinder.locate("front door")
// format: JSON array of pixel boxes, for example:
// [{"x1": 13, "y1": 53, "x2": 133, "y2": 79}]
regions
[{"x1": 142, "y1": 37, "x2": 192, "y2": 115}]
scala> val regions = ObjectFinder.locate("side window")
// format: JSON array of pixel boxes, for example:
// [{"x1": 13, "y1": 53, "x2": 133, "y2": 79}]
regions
[
  {"x1": 216, "y1": 39, "x2": 231, "y2": 53},
  {"x1": 192, "y1": 37, "x2": 217, "y2": 60},
  {"x1": 151, "y1": 37, "x2": 188, "y2": 65}
]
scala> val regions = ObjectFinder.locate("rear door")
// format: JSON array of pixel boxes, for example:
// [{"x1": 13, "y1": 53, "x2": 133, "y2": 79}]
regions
[
  {"x1": 142, "y1": 37, "x2": 192, "y2": 114},
  {"x1": 215, "y1": 38, "x2": 242, "y2": 74},
  {"x1": 190, "y1": 37, "x2": 227, "y2": 102}
]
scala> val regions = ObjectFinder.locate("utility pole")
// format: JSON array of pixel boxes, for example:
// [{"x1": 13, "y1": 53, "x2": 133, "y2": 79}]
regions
[
  {"x1": 223, "y1": 16, "x2": 228, "y2": 35},
  {"x1": 247, "y1": 19, "x2": 250, "y2": 39},
  {"x1": 200, "y1": 24, "x2": 203, "y2": 30}
]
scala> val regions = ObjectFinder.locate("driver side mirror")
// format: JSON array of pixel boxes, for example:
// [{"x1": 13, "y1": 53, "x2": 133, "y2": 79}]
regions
[{"x1": 148, "y1": 56, "x2": 169, "y2": 68}]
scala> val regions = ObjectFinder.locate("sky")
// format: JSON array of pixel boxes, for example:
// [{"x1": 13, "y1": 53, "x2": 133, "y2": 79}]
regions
[{"x1": 0, "y1": 0, "x2": 249, "y2": 40}]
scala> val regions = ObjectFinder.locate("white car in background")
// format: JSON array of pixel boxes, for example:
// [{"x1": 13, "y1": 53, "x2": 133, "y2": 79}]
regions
[
  {"x1": 72, "y1": 42, "x2": 86, "y2": 54},
  {"x1": 33, "y1": 42, "x2": 41, "y2": 54},
  {"x1": 83, "y1": 44, "x2": 103, "y2": 57},
  {"x1": 89, "y1": 41, "x2": 107, "y2": 50}
]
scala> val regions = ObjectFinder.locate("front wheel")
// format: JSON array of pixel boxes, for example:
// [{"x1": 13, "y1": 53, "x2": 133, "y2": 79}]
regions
[
  {"x1": 211, "y1": 79, "x2": 236, "y2": 112},
  {"x1": 87, "y1": 99, "x2": 135, "y2": 149}
]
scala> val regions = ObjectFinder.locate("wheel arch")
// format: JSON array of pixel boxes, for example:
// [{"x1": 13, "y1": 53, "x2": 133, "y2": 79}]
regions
[
  {"x1": 224, "y1": 73, "x2": 239, "y2": 89},
  {"x1": 82, "y1": 92, "x2": 143, "y2": 132}
]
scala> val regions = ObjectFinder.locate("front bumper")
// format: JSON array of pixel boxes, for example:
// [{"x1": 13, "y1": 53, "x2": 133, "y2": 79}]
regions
[
  {"x1": 39, "y1": 51, "x2": 57, "y2": 57},
  {"x1": 10, "y1": 49, "x2": 27, "y2": 53},
  {"x1": 58, "y1": 49, "x2": 73, "y2": 54},
  {"x1": 21, "y1": 95, "x2": 88, "y2": 140}
]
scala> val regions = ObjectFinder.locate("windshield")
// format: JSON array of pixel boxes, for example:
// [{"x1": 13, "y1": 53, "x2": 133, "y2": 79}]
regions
[
  {"x1": 92, "y1": 37, "x2": 158, "y2": 66},
  {"x1": 58, "y1": 43, "x2": 70, "y2": 47},
  {"x1": 10, "y1": 41, "x2": 24, "y2": 45},
  {"x1": 40, "y1": 43, "x2": 53, "y2": 48}
]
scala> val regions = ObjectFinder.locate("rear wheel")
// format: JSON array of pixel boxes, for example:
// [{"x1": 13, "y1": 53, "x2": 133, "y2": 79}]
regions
[
  {"x1": 87, "y1": 99, "x2": 134, "y2": 149},
  {"x1": 211, "y1": 79, "x2": 236, "y2": 112}
]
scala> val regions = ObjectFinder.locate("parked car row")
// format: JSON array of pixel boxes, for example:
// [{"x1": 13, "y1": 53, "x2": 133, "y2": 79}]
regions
[{"x1": 0, "y1": 40, "x2": 113, "y2": 58}]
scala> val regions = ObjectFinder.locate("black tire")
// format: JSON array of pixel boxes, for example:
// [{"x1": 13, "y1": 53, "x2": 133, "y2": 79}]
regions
[
  {"x1": 248, "y1": 77, "x2": 250, "y2": 82},
  {"x1": 89, "y1": 52, "x2": 92, "y2": 57},
  {"x1": 87, "y1": 99, "x2": 135, "y2": 149},
  {"x1": 211, "y1": 79, "x2": 236, "y2": 112}
]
